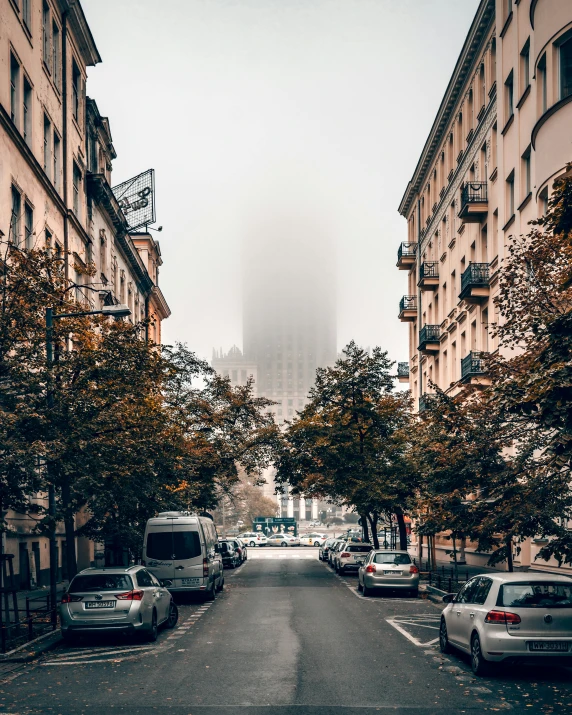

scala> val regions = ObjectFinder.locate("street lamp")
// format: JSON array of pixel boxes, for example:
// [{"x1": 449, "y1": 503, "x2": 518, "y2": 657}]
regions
[{"x1": 45, "y1": 304, "x2": 131, "y2": 623}]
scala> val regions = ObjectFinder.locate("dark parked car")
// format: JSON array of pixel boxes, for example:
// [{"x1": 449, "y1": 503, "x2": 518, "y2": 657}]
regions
[
  {"x1": 219, "y1": 540, "x2": 241, "y2": 569},
  {"x1": 225, "y1": 538, "x2": 248, "y2": 563}
]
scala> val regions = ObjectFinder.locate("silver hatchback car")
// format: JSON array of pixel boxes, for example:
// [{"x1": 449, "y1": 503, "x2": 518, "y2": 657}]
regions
[
  {"x1": 60, "y1": 566, "x2": 178, "y2": 642},
  {"x1": 358, "y1": 550, "x2": 419, "y2": 597},
  {"x1": 440, "y1": 573, "x2": 572, "y2": 675}
]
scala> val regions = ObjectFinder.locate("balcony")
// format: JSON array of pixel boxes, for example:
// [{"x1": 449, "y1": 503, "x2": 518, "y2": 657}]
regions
[
  {"x1": 418, "y1": 394, "x2": 434, "y2": 413},
  {"x1": 459, "y1": 181, "x2": 488, "y2": 223},
  {"x1": 459, "y1": 263, "x2": 490, "y2": 303},
  {"x1": 417, "y1": 261, "x2": 439, "y2": 290},
  {"x1": 397, "y1": 242, "x2": 417, "y2": 270},
  {"x1": 461, "y1": 351, "x2": 490, "y2": 383},
  {"x1": 398, "y1": 295, "x2": 417, "y2": 322},
  {"x1": 397, "y1": 362, "x2": 409, "y2": 383},
  {"x1": 418, "y1": 325, "x2": 441, "y2": 354}
]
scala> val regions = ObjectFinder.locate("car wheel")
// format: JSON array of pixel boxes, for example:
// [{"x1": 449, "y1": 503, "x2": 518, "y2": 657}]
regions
[
  {"x1": 471, "y1": 633, "x2": 490, "y2": 676},
  {"x1": 339, "y1": 566, "x2": 345, "y2": 575},
  {"x1": 166, "y1": 601, "x2": 179, "y2": 629},
  {"x1": 205, "y1": 581, "x2": 216, "y2": 602},
  {"x1": 439, "y1": 618, "x2": 452, "y2": 654},
  {"x1": 357, "y1": 579, "x2": 363, "y2": 592},
  {"x1": 62, "y1": 630, "x2": 75, "y2": 644},
  {"x1": 410, "y1": 589, "x2": 419, "y2": 598},
  {"x1": 281, "y1": 542, "x2": 287, "y2": 547},
  {"x1": 314, "y1": 541, "x2": 320, "y2": 547},
  {"x1": 250, "y1": 541, "x2": 256, "y2": 547},
  {"x1": 362, "y1": 584, "x2": 372, "y2": 597},
  {"x1": 147, "y1": 610, "x2": 158, "y2": 642}
]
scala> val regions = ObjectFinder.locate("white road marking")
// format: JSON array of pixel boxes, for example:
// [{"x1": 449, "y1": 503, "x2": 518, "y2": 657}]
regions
[{"x1": 386, "y1": 615, "x2": 441, "y2": 647}]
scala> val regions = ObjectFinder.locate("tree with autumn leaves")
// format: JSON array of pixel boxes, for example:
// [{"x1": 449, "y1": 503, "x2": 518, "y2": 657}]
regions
[
  {"x1": 275, "y1": 342, "x2": 415, "y2": 549},
  {"x1": 0, "y1": 239, "x2": 280, "y2": 577}
]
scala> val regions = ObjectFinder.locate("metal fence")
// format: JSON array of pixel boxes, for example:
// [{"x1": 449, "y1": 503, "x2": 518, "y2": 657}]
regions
[
  {"x1": 414, "y1": 562, "x2": 469, "y2": 594},
  {"x1": 1, "y1": 593, "x2": 57, "y2": 653}
]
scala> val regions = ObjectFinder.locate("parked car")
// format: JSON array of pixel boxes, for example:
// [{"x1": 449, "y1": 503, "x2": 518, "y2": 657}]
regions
[
  {"x1": 357, "y1": 550, "x2": 419, "y2": 597},
  {"x1": 329, "y1": 541, "x2": 347, "y2": 568},
  {"x1": 237, "y1": 531, "x2": 268, "y2": 547},
  {"x1": 319, "y1": 538, "x2": 339, "y2": 562},
  {"x1": 60, "y1": 566, "x2": 178, "y2": 642},
  {"x1": 266, "y1": 532, "x2": 300, "y2": 547},
  {"x1": 232, "y1": 538, "x2": 248, "y2": 562},
  {"x1": 439, "y1": 573, "x2": 572, "y2": 676},
  {"x1": 143, "y1": 512, "x2": 223, "y2": 601},
  {"x1": 336, "y1": 543, "x2": 374, "y2": 574},
  {"x1": 219, "y1": 540, "x2": 241, "y2": 568},
  {"x1": 300, "y1": 533, "x2": 328, "y2": 547}
]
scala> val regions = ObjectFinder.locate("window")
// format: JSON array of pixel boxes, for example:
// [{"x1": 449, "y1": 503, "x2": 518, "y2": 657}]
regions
[
  {"x1": 520, "y1": 39, "x2": 530, "y2": 93},
  {"x1": 70, "y1": 574, "x2": 133, "y2": 592},
  {"x1": 505, "y1": 70, "x2": 514, "y2": 119},
  {"x1": 539, "y1": 187, "x2": 549, "y2": 215},
  {"x1": 119, "y1": 269, "x2": 126, "y2": 302},
  {"x1": 11, "y1": 186, "x2": 21, "y2": 244},
  {"x1": 522, "y1": 146, "x2": 531, "y2": 198},
  {"x1": 24, "y1": 202, "x2": 33, "y2": 249},
  {"x1": 506, "y1": 170, "x2": 515, "y2": 219},
  {"x1": 473, "y1": 578, "x2": 493, "y2": 605},
  {"x1": 504, "y1": 0, "x2": 512, "y2": 20},
  {"x1": 53, "y1": 131, "x2": 61, "y2": 190},
  {"x1": 42, "y1": 2, "x2": 51, "y2": 71},
  {"x1": 499, "y1": 581, "x2": 572, "y2": 608},
  {"x1": 538, "y1": 53, "x2": 547, "y2": 113},
  {"x1": 23, "y1": 76, "x2": 32, "y2": 145},
  {"x1": 50, "y1": 21, "x2": 61, "y2": 88},
  {"x1": 45, "y1": 228, "x2": 52, "y2": 248},
  {"x1": 10, "y1": 53, "x2": 20, "y2": 127},
  {"x1": 456, "y1": 578, "x2": 480, "y2": 604},
  {"x1": 479, "y1": 63, "x2": 486, "y2": 109},
  {"x1": 72, "y1": 162, "x2": 81, "y2": 216},
  {"x1": 72, "y1": 59, "x2": 80, "y2": 121},
  {"x1": 22, "y1": 0, "x2": 31, "y2": 29},
  {"x1": 43, "y1": 114, "x2": 51, "y2": 179},
  {"x1": 560, "y1": 35, "x2": 572, "y2": 100}
]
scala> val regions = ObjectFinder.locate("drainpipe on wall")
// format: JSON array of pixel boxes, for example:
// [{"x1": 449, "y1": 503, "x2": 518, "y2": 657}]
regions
[
  {"x1": 417, "y1": 198, "x2": 423, "y2": 399},
  {"x1": 62, "y1": 11, "x2": 69, "y2": 283}
]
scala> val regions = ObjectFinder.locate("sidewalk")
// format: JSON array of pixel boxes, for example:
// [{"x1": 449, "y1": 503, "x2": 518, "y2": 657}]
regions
[{"x1": 14, "y1": 581, "x2": 68, "y2": 614}]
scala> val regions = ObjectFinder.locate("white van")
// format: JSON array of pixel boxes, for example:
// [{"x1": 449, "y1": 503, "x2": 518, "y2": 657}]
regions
[{"x1": 142, "y1": 512, "x2": 223, "y2": 600}]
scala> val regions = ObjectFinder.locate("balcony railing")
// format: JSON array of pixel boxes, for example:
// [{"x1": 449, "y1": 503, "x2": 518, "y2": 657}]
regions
[
  {"x1": 419, "y1": 261, "x2": 439, "y2": 280},
  {"x1": 459, "y1": 263, "x2": 490, "y2": 302},
  {"x1": 397, "y1": 362, "x2": 409, "y2": 379},
  {"x1": 397, "y1": 242, "x2": 417, "y2": 269},
  {"x1": 418, "y1": 324, "x2": 441, "y2": 353},
  {"x1": 418, "y1": 394, "x2": 434, "y2": 413},
  {"x1": 461, "y1": 351, "x2": 489, "y2": 381},
  {"x1": 459, "y1": 181, "x2": 488, "y2": 222},
  {"x1": 399, "y1": 295, "x2": 417, "y2": 321}
]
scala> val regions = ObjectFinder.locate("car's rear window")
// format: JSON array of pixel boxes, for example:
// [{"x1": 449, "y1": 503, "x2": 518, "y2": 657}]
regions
[
  {"x1": 373, "y1": 552, "x2": 411, "y2": 565},
  {"x1": 499, "y1": 582, "x2": 572, "y2": 608},
  {"x1": 70, "y1": 574, "x2": 133, "y2": 592},
  {"x1": 348, "y1": 545, "x2": 373, "y2": 553},
  {"x1": 147, "y1": 530, "x2": 202, "y2": 560}
]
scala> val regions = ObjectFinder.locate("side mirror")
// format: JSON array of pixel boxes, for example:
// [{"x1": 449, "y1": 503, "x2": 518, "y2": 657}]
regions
[
  {"x1": 161, "y1": 579, "x2": 173, "y2": 588},
  {"x1": 442, "y1": 593, "x2": 456, "y2": 604}
]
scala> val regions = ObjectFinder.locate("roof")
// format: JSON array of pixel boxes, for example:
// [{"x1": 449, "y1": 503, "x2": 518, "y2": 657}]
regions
[
  {"x1": 398, "y1": 0, "x2": 495, "y2": 217},
  {"x1": 60, "y1": 0, "x2": 102, "y2": 67}
]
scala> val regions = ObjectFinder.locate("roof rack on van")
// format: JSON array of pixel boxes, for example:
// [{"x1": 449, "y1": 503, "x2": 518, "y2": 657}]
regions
[{"x1": 156, "y1": 511, "x2": 199, "y2": 518}]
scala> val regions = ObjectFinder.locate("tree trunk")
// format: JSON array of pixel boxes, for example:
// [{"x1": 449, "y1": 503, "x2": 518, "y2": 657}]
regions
[
  {"x1": 459, "y1": 536, "x2": 467, "y2": 565},
  {"x1": 418, "y1": 532, "x2": 424, "y2": 569},
  {"x1": 360, "y1": 514, "x2": 370, "y2": 544},
  {"x1": 61, "y1": 478, "x2": 77, "y2": 580},
  {"x1": 395, "y1": 510, "x2": 408, "y2": 551},
  {"x1": 506, "y1": 536, "x2": 514, "y2": 572},
  {"x1": 367, "y1": 514, "x2": 379, "y2": 549}
]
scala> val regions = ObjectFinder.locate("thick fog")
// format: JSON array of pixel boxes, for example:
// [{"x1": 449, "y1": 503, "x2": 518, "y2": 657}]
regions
[{"x1": 84, "y1": 0, "x2": 480, "y2": 366}]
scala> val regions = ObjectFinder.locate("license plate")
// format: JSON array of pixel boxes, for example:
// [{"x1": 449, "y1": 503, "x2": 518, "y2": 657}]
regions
[
  {"x1": 85, "y1": 600, "x2": 115, "y2": 609},
  {"x1": 181, "y1": 578, "x2": 201, "y2": 586},
  {"x1": 528, "y1": 641, "x2": 569, "y2": 652},
  {"x1": 384, "y1": 570, "x2": 396, "y2": 575}
]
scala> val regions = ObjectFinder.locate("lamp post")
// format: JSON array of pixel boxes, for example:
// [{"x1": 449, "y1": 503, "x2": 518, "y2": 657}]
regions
[{"x1": 45, "y1": 303, "x2": 131, "y2": 623}]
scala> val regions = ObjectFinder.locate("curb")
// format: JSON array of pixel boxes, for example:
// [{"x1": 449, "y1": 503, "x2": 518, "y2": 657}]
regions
[
  {"x1": 421, "y1": 584, "x2": 447, "y2": 605},
  {"x1": 0, "y1": 629, "x2": 62, "y2": 663}
]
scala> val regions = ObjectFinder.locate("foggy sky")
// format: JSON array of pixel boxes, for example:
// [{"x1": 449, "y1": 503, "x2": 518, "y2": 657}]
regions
[{"x1": 84, "y1": 0, "x2": 480, "y2": 365}]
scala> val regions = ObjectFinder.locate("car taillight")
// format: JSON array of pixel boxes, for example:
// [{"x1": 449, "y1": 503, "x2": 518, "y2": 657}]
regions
[
  {"x1": 485, "y1": 610, "x2": 521, "y2": 625},
  {"x1": 115, "y1": 590, "x2": 144, "y2": 601},
  {"x1": 61, "y1": 593, "x2": 82, "y2": 603},
  {"x1": 341, "y1": 552, "x2": 350, "y2": 558},
  {"x1": 366, "y1": 564, "x2": 376, "y2": 573},
  {"x1": 409, "y1": 565, "x2": 419, "y2": 574},
  {"x1": 203, "y1": 558, "x2": 209, "y2": 577}
]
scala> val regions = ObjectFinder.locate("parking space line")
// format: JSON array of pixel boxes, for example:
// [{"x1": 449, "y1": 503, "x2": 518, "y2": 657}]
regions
[{"x1": 386, "y1": 615, "x2": 440, "y2": 647}]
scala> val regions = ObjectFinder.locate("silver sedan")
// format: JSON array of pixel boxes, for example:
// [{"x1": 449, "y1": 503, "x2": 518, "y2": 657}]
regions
[
  {"x1": 357, "y1": 550, "x2": 419, "y2": 597},
  {"x1": 440, "y1": 573, "x2": 572, "y2": 675},
  {"x1": 60, "y1": 566, "x2": 178, "y2": 642}
]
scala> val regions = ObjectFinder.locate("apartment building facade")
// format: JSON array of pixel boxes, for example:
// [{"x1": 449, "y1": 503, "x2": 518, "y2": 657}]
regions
[
  {"x1": 397, "y1": 0, "x2": 572, "y2": 570},
  {"x1": 1, "y1": 0, "x2": 170, "y2": 588}
]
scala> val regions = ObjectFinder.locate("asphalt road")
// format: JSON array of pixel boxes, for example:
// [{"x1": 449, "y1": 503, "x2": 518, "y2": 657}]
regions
[{"x1": 1, "y1": 548, "x2": 572, "y2": 714}]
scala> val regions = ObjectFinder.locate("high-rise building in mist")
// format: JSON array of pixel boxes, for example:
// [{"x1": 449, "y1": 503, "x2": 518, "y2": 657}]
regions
[{"x1": 213, "y1": 220, "x2": 337, "y2": 521}]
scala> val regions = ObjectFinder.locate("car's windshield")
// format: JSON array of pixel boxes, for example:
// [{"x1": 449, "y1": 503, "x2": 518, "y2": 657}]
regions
[
  {"x1": 70, "y1": 574, "x2": 134, "y2": 592},
  {"x1": 147, "y1": 530, "x2": 202, "y2": 560},
  {"x1": 348, "y1": 545, "x2": 372, "y2": 553},
  {"x1": 499, "y1": 582, "x2": 572, "y2": 608},
  {"x1": 373, "y1": 553, "x2": 411, "y2": 565}
]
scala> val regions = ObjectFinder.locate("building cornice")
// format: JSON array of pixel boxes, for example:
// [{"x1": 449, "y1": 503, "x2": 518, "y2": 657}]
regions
[
  {"x1": 398, "y1": 0, "x2": 495, "y2": 217},
  {"x1": 150, "y1": 286, "x2": 171, "y2": 320},
  {"x1": 58, "y1": 0, "x2": 101, "y2": 66}
]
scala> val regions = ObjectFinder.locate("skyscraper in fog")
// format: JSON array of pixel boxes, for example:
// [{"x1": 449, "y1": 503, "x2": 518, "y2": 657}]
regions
[{"x1": 212, "y1": 219, "x2": 337, "y2": 521}]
